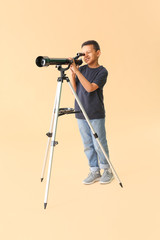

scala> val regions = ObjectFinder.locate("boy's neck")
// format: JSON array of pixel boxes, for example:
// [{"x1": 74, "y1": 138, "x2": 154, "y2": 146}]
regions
[{"x1": 88, "y1": 60, "x2": 100, "y2": 68}]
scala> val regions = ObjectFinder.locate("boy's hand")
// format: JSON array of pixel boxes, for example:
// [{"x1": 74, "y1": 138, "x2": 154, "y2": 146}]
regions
[{"x1": 69, "y1": 58, "x2": 79, "y2": 75}]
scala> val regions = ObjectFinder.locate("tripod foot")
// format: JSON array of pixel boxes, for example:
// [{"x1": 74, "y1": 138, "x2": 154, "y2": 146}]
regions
[
  {"x1": 41, "y1": 178, "x2": 44, "y2": 182},
  {"x1": 44, "y1": 203, "x2": 47, "y2": 209},
  {"x1": 119, "y1": 182, "x2": 123, "y2": 188}
]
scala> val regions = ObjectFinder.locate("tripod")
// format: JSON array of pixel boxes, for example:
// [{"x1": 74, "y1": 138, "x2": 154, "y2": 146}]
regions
[{"x1": 41, "y1": 64, "x2": 123, "y2": 209}]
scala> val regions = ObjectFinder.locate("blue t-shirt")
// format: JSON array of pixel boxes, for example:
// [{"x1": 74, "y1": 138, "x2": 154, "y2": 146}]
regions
[{"x1": 75, "y1": 64, "x2": 108, "y2": 119}]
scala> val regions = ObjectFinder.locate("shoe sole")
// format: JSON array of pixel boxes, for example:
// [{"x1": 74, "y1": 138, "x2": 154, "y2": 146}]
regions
[
  {"x1": 100, "y1": 176, "x2": 114, "y2": 184},
  {"x1": 83, "y1": 177, "x2": 101, "y2": 185}
]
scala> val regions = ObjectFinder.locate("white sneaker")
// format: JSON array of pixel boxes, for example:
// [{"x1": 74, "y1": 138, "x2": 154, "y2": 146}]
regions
[
  {"x1": 83, "y1": 171, "x2": 101, "y2": 185},
  {"x1": 100, "y1": 169, "x2": 114, "y2": 184}
]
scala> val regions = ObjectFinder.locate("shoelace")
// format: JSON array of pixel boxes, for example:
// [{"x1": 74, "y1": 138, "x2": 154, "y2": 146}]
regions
[{"x1": 103, "y1": 170, "x2": 111, "y2": 177}]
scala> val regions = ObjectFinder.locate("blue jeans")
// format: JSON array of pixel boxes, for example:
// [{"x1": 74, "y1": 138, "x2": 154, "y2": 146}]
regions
[{"x1": 77, "y1": 118, "x2": 110, "y2": 172}]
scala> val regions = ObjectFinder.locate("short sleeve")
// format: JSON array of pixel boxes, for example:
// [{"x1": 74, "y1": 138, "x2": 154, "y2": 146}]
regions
[{"x1": 93, "y1": 69, "x2": 108, "y2": 89}]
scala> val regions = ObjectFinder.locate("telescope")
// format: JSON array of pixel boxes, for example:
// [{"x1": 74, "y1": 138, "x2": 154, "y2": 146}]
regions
[{"x1": 36, "y1": 53, "x2": 85, "y2": 67}]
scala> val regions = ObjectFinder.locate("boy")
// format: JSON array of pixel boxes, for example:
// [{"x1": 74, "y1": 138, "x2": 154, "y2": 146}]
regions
[{"x1": 70, "y1": 40, "x2": 114, "y2": 185}]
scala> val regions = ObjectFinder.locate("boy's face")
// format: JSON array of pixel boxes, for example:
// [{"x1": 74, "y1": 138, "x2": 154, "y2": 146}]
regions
[{"x1": 81, "y1": 44, "x2": 101, "y2": 65}]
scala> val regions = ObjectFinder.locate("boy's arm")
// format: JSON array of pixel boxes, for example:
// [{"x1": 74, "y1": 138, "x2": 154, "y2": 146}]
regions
[
  {"x1": 75, "y1": 70, "x2": 98, "y2": 93},
  {"x1": 70, "y1": 60, "x2": 99, "y2": 93},
  {"x1": 70, "y1": 72, "x2": 77, "y2": 92}
]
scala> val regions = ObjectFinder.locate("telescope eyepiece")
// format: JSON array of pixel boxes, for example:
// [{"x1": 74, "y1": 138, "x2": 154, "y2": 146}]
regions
[{"x1": 77, "y1": 53, "x2": 85, "y2": 57}]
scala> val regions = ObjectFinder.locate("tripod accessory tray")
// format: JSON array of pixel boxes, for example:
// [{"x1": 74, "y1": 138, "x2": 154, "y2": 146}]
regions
[
  {"x1": 58, "y1": 107, "x2": 79, "y2": 116},
  {"x1": 46, "y1": 108, "x2": 79, "y2": 138}
]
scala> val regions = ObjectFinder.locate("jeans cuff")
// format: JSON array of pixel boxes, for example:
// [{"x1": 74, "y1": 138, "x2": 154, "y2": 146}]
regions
[
  {"x1": 100, "y1": 163, "x2": 110, "y2": 170},
  {"x1": 90, "y1": 167, "x2": 100, "y2": 172}
]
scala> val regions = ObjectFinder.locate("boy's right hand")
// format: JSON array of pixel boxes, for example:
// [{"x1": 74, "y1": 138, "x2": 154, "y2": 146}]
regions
[{"x1": 68, "y1": 58, "x2": 77, "y2": 78}]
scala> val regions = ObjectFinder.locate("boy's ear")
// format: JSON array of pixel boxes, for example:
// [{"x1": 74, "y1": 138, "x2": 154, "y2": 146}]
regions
[{"x1": 97, "y1": 50, "x2": 101, "y2": 57}]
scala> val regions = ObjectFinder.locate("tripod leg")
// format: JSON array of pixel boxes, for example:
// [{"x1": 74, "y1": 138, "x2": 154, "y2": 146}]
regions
[
  {"x1": 41, "y1": 83, "x2": 59, "y2": 182},
  {"x1": 67, "y1": 81, "x2": 123, "y2": 188},
  {"x1": 44, "y1": 81, "x2": 63, "y2": 209}
]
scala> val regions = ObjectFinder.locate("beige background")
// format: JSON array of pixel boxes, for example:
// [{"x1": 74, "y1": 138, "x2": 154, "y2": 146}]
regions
[{"x1": 0, "y1": 0, "x2": 160, "y2": 239}]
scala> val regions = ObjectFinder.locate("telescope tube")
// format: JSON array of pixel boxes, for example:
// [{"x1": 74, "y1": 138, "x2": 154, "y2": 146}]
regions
[{"x1": 36, "y1": 56, "x2": 83, "y2": 67}]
